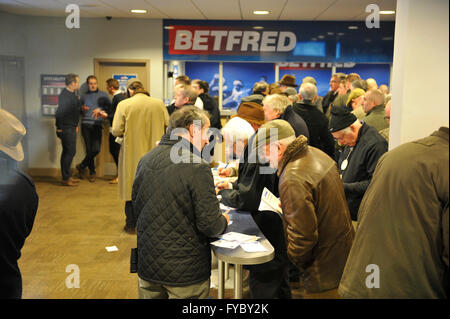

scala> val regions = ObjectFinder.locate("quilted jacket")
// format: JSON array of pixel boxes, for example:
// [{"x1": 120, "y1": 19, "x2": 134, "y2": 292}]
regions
[{"x1": 132, "y1": 134, "x2": 228, "y2": 286}]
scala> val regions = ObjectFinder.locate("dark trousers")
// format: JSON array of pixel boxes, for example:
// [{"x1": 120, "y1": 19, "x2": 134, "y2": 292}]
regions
[
  {"x1": 125, "y1": 201, "x2": 136, "y2": 228},
  {"x1": 57, "y1": 127, "x2": 77, "y2": 181},
  {"x1": 109, "y1": 133, "x2": 120, "y2": 168},
  {"x1": 80, "y1": 124, "x2": 102, "y2": 175},
  {"x1": 246, "y1": 211, "x2": 292, "y2": 299}
]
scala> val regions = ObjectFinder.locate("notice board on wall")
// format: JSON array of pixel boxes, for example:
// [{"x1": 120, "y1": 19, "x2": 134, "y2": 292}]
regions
[{"x1": 41, "y1": 74, "x2": 66, "y2": 116}]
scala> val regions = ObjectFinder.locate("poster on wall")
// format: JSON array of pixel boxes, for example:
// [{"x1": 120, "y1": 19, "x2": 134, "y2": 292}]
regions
[
  {"x1": 113, "y1": 74, "x2": 137, "y2": 94},
  {"x1": 41, "y1": 74, "x2": 66, "y2": 116},
  {"x1": 185, "y1": 62, "x2": 275, "y2": 111}
]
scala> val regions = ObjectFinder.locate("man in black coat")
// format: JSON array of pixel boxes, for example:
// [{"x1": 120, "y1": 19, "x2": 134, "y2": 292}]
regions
[
  {"x1": 55, "y1": 73, "x2": 81, "y2": 186},
  {"x1": 133, "y1": 106, "x2": 228, "y2": 299},
  {"x1": 0, "y1": 109, "x2": 38, "y2": 299},
  {"x1": 329, "y1": 107, "x2": 388, "y2": 221},
  {"x1": 101, "y1": 78, "x2": 127, "y2": 184},
  {"x1": 293, "y1": 83, "x2": 335, "y2": 158}
]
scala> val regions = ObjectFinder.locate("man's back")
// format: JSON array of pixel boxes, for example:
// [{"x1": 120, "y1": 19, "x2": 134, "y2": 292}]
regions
[
  {"x1": 292, "y1": 102, "x2": 335, "y2": 157},
  {"x1": 339, "y1": 127, "x2": 449, "y2": 298},
  {"x1": 133, "y1": 135, "x2": 227, "y2": 286},
  {"x1": 0, "y1": 165, "x2": 38, "y2": 299},
  {"x1": 278, "y1": 142, "x2": 354, "y2": 293}
]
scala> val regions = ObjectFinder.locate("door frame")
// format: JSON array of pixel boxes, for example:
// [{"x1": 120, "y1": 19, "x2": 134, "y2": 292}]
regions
[{"x1": 93, "y1": 58, "x2": 150, "y2": 177}]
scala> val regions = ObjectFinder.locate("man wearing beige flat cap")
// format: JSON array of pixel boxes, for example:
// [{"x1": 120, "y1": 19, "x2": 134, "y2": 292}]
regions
[{"x1": 0, "y1": 109, "x2": 39, "y2": 299}]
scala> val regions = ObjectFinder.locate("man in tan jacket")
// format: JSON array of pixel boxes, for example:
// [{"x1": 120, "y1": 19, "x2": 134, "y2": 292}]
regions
[
  {"x1": 256, "y1": 120, "x2": 355, "y2": 298},
  {"x1": 112, "y1": 81, "x2": 169, "y2": 234}
]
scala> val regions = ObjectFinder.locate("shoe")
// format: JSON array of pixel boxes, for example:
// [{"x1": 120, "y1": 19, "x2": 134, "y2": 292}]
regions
[
  {"x1": 109, "y1": 176, "x2": 118, "y2": 184},
  {"x1": 88, "y1": 174, "x2": 96, "y2": 183},
  {"x1": 61, "y1": 178, "x2": 78, "y2": 187},
  {"x1": 70, "y1": 176, "x2": 80, "y2": 182},
  {"x1": 123, "y1": 225, "x2": 137, "y2": 234},
  {"x1": 76, "y1": 164, "x2": 86, "y2": 179}
]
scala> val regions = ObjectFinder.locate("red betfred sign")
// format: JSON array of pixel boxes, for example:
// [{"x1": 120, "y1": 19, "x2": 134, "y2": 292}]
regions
[{"x1": 168, "y1": 25, "x2": 297, "y2": 55}]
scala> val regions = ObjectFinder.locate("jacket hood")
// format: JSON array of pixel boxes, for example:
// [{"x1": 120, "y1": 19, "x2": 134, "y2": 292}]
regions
[{"x1": 278, "y1": 135, "x2": 308, "y2": 176}]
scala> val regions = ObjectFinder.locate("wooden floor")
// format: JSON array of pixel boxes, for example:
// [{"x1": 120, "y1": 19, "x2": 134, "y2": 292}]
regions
[{"x1": 19, "y1": 176, "x2": 301, "y2": 299}]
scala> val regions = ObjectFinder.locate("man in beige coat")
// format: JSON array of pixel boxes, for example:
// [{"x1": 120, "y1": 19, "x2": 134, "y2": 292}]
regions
[{"x1": 112, "y1": 81, "x2": 169, "y2": 234}]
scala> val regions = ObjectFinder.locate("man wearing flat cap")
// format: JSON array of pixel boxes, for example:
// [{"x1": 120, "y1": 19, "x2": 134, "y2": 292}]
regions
[
  {"x1": 329, "y1": 106, "x2": 388, "y2": 221},
  {"x1": 0, "y1": 109, "x2": 38, "y2": 298},
  {"x1": 256, "y1": 119, "x2": 354, "y2": 298}
]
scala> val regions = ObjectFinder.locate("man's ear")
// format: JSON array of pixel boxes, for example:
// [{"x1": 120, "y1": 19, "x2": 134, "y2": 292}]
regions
[{"x1": 188, "y1": 124, "x2": 195, "y2": 138}]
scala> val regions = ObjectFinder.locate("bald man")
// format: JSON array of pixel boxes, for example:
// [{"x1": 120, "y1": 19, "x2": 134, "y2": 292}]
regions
[{"x1": 361, "y1": 89, "x2": 388, "y2": 132}]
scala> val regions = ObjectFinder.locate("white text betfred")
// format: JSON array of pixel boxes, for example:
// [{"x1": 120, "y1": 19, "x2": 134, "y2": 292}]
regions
[{"x1": 173, "y1": 29, "x2": 297, "y2": 52}]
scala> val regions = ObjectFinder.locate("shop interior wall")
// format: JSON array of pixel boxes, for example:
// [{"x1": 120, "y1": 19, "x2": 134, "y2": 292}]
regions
[{"x1": 0, "y1": 12, "x2": 164, "y2": 172}]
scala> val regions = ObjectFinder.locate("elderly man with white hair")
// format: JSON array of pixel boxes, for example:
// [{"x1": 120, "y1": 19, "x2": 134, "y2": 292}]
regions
[
  {"x1": 361, "y1": 89, "x2": 389, "y2": 132},
  {"x1": 293, "y1": 83, "x2": 335, "y2": 157},
  {"x1": 365, "y1": 78, "x2": 378, "y2": 91},
  {"x1": 263, "y1": 94, "x2": 309, "y2": 140}
]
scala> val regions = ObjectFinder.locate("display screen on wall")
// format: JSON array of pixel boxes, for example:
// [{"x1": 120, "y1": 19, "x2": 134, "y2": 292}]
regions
[
  {"x1": 164, "y1": 20, "x2": 395, "y2": 63},
  {"x1": 185, "y1": 61, "x2": 275, "y2": 110},
  {"x1": 41, "y1": 74, "x2": 66, "y2": 116}
]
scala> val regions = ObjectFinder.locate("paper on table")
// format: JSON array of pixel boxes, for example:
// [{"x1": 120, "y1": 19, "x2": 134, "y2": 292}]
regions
[
  {"x1": 220, "y1": 232, "x2": 260, "y2": 243},
  {"x1": 258, "y1": 187, "x2": 283, "y2": 215},
  {"x1": 211, "y1": 239, "x2": 240, "y2": 249},
  {"x1": 240, "y1": 242, "x2": 268, "y2": 252}
]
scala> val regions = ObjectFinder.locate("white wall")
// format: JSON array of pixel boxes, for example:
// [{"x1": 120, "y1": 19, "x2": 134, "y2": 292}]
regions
[
  {"x1": 390, "y1": 0, "x2": 449, "y2": 149},
  {"x1": 0, "y1": 12, "x2": 164, "y2": 170}
]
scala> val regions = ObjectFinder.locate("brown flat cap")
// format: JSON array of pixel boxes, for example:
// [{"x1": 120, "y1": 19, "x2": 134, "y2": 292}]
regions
[{"x1": 231, "y1": 102, "x2": 265, "y2": 126}]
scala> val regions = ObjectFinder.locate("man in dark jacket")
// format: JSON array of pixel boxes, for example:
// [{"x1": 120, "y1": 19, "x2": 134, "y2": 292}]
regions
[
  {"x1": 339, "y1": 127, "x2": 448, "y2": 298},
  {"x1": 263, "y1": 93, "x2": 309, "y2": 140},
  {"x1": 256, "y1": 120, "x2": 354, "y2": 298},
  {"x1": 55, "y1": 73, "x2": 81, "y2": 186},
  {"x1": 104, "y1": 78, "x2": 126, "y2": 184},
  {"x1": 329, "y1": 107, "x2": 388, "y2": 221},
  {"x1": 133, "y1": 106, "x2": 228, "y2": 299},
  {"x1": 192, "y1": 79, "x2": 221, "y2": 130},
  {"x1": 0, "y1": 109, "x2": 38, "y2": 299},
  {"x1": 293, "y1": 83, "x2": 335, "y2": 158}
]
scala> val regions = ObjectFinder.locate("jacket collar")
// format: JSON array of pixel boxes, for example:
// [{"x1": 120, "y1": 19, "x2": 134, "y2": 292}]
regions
[
  {"x1": 366, "y1": 104, "x2": 384, "y2": 116},
  {"x1": 432, "y1": 127, "x2": 449, "y2": 141},
  {"x1": 159, "y1": 133, "x2": 203, "y2": 158},
  {"x1": 278, "y1": 135, "x2": 309, "y2": 176}
]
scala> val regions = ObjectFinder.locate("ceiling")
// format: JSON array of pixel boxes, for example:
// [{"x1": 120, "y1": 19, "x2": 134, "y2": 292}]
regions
[{"x1": 0, "y1": 0, "x2": 396, "y2": 20}]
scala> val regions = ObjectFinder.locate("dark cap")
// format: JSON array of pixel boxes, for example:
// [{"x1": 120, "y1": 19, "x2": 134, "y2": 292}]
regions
[{"x1": 328, "y1": 106, "x2": 357, "y2": 133}]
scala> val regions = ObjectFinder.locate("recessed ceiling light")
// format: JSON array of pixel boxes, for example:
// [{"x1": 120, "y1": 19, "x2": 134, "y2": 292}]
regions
[
  {"x1": 327, "y1": 32, "x2": 334, "y2": 35},
  {"x1": 253, "y1": 26, "x2": 264, "y2": 29},
  {"x1": 337, "y1": 32, "x2": 345, "y2": 36},
  {"x1": 380, "y1": 10, "x2": 395, "y2": 14},
  {"x1": 253, "y1": 10, "x2": 270, "y2": 15},
  {"x1": 131, "y1": 9, "x2": 147, "y2": 14},
  {"x1": 348, "y1": 26, "x2": 358, "y2": 30},
  {"x1": 317, "y1": 35, "x2": 325, "y2": 39}
]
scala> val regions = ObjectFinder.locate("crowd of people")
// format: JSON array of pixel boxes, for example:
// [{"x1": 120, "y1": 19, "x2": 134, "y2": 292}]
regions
[{"x1": 0, "y1": 70, "x2": 447, "y2": 300}]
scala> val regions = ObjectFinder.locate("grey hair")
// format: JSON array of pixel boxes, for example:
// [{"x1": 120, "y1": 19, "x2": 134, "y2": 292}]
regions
[
  {"x1": 299, "y1": 83, "x2": 317, "y2": 101},
  {"x1": 263, "y1": 94, "x2": 292, "y2": 114},
  {"x1": 366, "y1": 89, "x2": 385, "y2": 106},
  {"x1": 167, "y1": 106, "x2": 210, "y2": 133},
  {"x1": 175, "y1": 84, "x2": 198, "y2": 105},
  {"x1": 253, "y1": 81, "x2": 269, "y2": 94}
]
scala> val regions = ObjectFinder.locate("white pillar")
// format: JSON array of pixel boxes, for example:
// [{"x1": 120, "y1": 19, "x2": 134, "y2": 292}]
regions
[{"x1": 389, "y1": 0, "x2": 449, "y2": 149}]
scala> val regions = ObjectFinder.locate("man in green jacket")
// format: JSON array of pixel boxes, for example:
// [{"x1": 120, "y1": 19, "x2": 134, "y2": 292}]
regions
[
  {"x1": 338, "y1": 127, "x2": 449, "y2": 299},
  {"x1": 361, "y1": 89, "x2": 388, "y2": 132}
]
